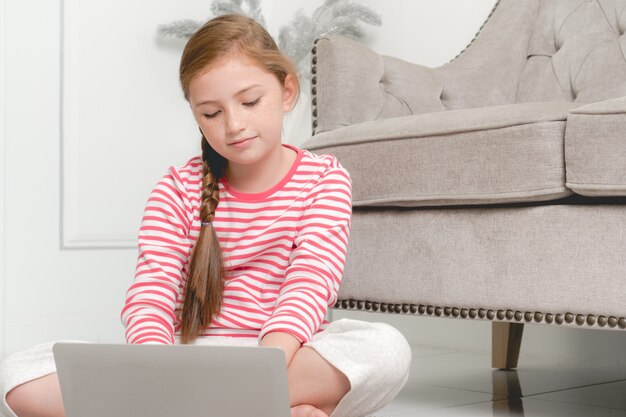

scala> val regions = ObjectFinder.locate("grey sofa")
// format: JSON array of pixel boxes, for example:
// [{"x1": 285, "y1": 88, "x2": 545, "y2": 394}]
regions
[{"x1": 301, "y1": 0, "x2": 626, "y2": 369}]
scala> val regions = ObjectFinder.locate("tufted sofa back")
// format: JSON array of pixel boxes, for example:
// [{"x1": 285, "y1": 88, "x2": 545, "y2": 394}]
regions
[
  {"x1": 438, "y1": 0, "x2": 626, "y2": 109},
  {"x1": 516, "y1": 0, "x2": 626, "y2": 104},
  {"x1": 310, "y1": 0, "x2": 626, "y2": 134}
]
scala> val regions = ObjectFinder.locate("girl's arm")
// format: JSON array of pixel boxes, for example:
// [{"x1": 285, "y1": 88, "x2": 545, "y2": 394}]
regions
[
  {"x1": 120, "y1": 166, "x2": 194, "y2": 344},
  {"x1": 259, "y1": 331, "x2": 302, "y2": 366},
  {"x1": 259, "y1": 162, "x2": 353, "y2": 347}
]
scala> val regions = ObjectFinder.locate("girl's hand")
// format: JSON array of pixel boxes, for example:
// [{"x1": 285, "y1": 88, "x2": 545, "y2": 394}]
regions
[
  {"x1": 259, "y1": 331, "x2": 302, "y2": 366},
  {"x1": 291, "y1": 404, "x2": 329, "y2": 417}
]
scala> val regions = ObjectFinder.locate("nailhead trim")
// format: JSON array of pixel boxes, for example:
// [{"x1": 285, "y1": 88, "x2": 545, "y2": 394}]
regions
[
  {"x1": 311, "y1": 39, "x2": 321, "y2": 135},
  {"x1": 332, "y1": 300, "x2": 626, "y2": 329},
  {"x1": 449, "y1": 0, "x2": 502, "y2": 63}
]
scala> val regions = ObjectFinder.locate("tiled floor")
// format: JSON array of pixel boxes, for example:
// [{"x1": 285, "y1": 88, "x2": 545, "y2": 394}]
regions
[{"x1": 372, "y1": 346, "x2": 626, "y2": 417}]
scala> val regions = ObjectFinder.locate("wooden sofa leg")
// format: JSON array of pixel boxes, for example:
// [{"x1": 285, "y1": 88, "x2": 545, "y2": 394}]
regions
[{"x1": 492, "y1": 322, "x2": 524, "y2": 370}]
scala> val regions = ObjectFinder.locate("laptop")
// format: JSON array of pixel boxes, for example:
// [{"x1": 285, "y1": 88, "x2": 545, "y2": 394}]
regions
[{"x1": 52, "y1": 342, "x2": 291, "y2": 417}]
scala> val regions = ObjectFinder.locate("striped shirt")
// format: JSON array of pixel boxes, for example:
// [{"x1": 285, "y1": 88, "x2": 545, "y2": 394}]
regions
[{"x1": 121, "y1": 144, "x2": 352, "y2": 345}]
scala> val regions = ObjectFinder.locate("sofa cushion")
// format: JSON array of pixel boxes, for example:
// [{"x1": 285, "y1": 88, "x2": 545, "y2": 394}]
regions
[
  {"x1": 338, "y1": 203, "x2": 626, "y2": 320},
  {"x1": 302, "y1": 102, "x2": 578, "y2": 207},
  {"x1": 565, "y1": 96, "x2": 626, "y2": 197}
]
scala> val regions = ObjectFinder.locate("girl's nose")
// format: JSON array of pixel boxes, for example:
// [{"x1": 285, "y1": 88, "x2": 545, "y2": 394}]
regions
[{"x1": 224, "y1": 108, "x2": 245, "y2": 134}]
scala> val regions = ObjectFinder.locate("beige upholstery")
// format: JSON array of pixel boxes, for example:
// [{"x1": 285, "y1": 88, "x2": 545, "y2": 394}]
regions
[
  {"x1": 301, "y1": 0, "x2": 626, "y2": 341},
  {"x1": 337, "y1": 203, "x2": 626, "y2": 322},
  {"x1": 566, "y1": 96, "x2": 626, "y2": 196},
  {"x1": 306, "y1": 102, "x2": 576, "y2": 207},
  {"x1": 312, "y1": 0, "x2": 626, "y2": 135},
  {"x1": 518, "y1": 0, "x2": 626, "y2": 103}
]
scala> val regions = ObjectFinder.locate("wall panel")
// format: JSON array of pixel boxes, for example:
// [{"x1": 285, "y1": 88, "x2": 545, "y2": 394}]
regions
[
  {"x1": 61, "y1": 0, "x2": 205, "y2": 248},
  {"x1": 0, "y1": 0, "x2": 7, "y2": 358}
]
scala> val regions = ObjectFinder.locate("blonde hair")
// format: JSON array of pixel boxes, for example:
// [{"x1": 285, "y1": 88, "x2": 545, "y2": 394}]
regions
[{"x1": 178, "y1": 14, "x2": 300, "y2": 344}]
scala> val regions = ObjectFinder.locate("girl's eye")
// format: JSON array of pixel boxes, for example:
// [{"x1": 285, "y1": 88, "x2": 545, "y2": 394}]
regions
[
  {"x1": 204, "y1": 111, "x2": 220, "y2": 119},
  {"x1": 243, "y1": 97, "x2": 260, "y2": 107}
]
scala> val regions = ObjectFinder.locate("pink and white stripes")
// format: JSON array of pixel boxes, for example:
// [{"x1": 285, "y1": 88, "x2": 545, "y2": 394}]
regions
[{"x1": 121, "y1": 144, "x2": 352, "y2": 345}]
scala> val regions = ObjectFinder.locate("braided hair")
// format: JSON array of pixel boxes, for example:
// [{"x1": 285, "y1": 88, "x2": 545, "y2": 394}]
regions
[{"x1": 180, "y1": 138, "x2": 227, "y2": 344}]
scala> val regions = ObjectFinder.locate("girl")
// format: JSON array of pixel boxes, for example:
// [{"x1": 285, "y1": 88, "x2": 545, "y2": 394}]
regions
[{"x1": 1, "y1": 14, "x2": 411, "y2": 417}]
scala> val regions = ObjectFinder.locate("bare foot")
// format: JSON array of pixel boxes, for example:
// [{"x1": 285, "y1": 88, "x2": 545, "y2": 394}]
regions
[{"x1": 291, "y1": 404, "x2": 329, "y2": 417}]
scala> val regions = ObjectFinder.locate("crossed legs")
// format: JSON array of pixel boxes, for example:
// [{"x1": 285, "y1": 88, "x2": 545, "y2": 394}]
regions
[
  {"x1": 5, "y1": 373, "x2": 65, "y2": 417},
  {"x1": 289, "y1": 346, "x2": 350, "y2": 417},
  {"x1": 5, "y1": 346, "x2": 350, "y2": 417}
]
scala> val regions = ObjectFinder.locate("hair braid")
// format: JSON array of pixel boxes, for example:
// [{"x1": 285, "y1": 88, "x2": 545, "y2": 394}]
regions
[
  {"x1": 200, "y1": 159, "x2": 220, "y2": 224},
  {"x1": 180, "y1": 138, "x2": 226, "y2": 344}
]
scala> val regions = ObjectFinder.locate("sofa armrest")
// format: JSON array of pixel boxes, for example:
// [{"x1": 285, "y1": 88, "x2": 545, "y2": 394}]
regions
[
  {"x1": 569, "y1": 96, "x2": 626, "y2": 115},
  {"x1": 565, "y1": 96, "x2": 626, "y2": 196},
  {"x1": 311, "y1": 36, "x2": 445, "y2": 135}
]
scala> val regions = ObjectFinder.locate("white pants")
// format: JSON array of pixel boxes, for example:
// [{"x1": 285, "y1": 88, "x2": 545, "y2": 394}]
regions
[{"x1": 0, "y1": 318, "x2": 411, "y2": 417}]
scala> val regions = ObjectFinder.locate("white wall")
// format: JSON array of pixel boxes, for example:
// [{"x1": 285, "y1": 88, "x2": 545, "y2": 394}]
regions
[
  {"x1": 266, "y1": 0, "x2": 497, "y2": 67},
  {"x1": 1, "y1": 0, "x2": 7, "y2": 359},
  {"x1": 2, "y1": 0, "x2": 135, "y2": 355},
  {"x1": 2, "y1": 0, "x2": 624, "y2": 367}
]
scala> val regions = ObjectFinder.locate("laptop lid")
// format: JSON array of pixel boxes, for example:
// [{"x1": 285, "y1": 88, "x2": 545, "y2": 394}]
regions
[{"x1": 52, "y1": 342, "x2": 291, "y2": 417}]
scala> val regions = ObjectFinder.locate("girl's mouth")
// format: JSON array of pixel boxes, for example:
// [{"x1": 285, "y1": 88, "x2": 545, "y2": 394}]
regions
[{"x1": 229, "y1": 136, "x2": 256, "y2": 148}]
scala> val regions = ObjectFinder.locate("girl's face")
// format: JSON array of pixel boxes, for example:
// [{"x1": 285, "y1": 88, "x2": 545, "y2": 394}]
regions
[{"x1": 188, "y1": 54, "x2": 297, "y2": 170}]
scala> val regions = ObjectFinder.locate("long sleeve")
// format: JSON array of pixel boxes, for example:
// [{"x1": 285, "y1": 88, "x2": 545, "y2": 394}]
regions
[
  {"x1": 121, "y1": 148, "x2": 352, "y2": 343},
  {"x1": 259, "y1": 165, "x2": 352, "y2": 343},
  {"x1": 120, "y1": 167, "x2": 194, "y2": 345}
]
